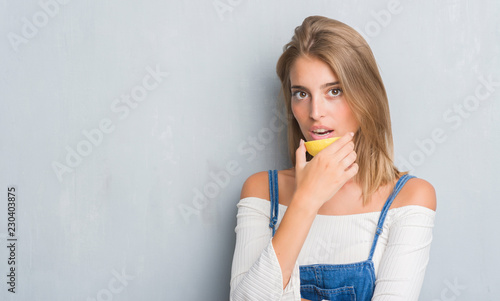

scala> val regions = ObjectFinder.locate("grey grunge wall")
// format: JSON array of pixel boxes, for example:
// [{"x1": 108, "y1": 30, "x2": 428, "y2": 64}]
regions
[{"x1": 1, "y1": 0, "x2": 499, "y2": 300}]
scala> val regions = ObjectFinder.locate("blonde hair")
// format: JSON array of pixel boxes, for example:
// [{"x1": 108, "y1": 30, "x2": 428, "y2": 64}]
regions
[{"x1": 276, "y1": 16, "x2": 405, "y2": 205}]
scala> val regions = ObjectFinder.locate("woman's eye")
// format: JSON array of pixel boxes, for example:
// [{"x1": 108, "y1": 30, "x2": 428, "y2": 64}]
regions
[
  {"x1": 292, "y1": 91, "x2": 308, "y2": 100},
  {"x1": 328, "y1": 88, "x2": 343, "y2": 97}
]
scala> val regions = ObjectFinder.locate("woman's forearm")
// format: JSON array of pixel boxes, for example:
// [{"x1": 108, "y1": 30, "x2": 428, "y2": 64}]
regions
[
  {"x1": 272, "y1": 194, "x2": 317, "y2": 289},
  {"x1": 272, "y1": 134, "x2": 356, "y2": 289}
]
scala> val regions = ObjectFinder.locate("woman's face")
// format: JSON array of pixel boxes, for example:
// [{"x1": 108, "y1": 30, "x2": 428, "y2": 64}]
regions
[{"x1": 289, "y1": 55, "x2": 360, "y2": 141}]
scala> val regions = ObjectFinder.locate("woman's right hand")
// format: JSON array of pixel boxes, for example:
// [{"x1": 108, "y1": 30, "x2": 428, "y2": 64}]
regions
[{"x1": 293, "y1": 132, "x2": 359, "y2": 211}]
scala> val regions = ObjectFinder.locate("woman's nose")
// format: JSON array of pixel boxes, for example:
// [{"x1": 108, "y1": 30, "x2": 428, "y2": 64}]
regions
[{"x1": 309, "y1": 96, "x2": 326, "y2": 120}]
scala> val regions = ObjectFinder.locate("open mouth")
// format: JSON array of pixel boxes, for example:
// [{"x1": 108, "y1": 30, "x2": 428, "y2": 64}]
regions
[{"x1": 312, "y1": 129, "x2": 333, "y2": 137}]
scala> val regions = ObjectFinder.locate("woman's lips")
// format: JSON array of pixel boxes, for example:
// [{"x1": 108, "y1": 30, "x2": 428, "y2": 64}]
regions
[{"x1": 309, "y1": 130, "x2": 335, "y2": 140}]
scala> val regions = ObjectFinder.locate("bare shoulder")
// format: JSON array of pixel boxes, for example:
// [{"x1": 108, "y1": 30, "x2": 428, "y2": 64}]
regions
[
  {"x1": 240, "y1": 171, "x2": 271, "y2": 201},
  {"x1": 240, "y1": 168, "x2": 295, "y2": 202},
  {"x1": 394, "y1": 177, "x2": 437, "y2": 211}
]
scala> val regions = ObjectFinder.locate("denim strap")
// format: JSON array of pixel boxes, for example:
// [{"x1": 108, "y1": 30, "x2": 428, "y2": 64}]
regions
[
  {"x1": 367, "y1": 174, "x2": 416, "y2": 260},
  {"x1": 268, "y1": 170, "x2": 279, "y2": 237}
]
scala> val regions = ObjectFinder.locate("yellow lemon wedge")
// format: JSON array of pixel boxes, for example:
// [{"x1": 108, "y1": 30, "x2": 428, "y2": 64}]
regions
[{"x1": 304, "y1": 137, "x2": 340, "y2": 156}]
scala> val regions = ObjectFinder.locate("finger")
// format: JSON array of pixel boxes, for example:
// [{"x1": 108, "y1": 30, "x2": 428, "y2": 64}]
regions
[
  {"x1": 344, "y1": 162, "x2": 359, "y2": 179},
  {"x1": 320, "y1": 132, "x2": 354, "y2": 155},
  {"x1": 336, "y1": 162, "x2": 358, "y2": 189},
  {"x1": 321, "y1": 137, "x2": 355, "y2": 162},
  {"x1": 335, "y1": 140, "x2": 356, "y2": 163},
  {"x1": 340, "y1": 150, "x2": 357, "y2": 170},
  {"x1": 295, "y1": 139, "x2": 307, "y2": 169}
]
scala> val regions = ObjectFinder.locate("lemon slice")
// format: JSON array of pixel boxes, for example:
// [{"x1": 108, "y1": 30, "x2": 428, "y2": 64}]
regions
[{"x1": 304, "y1": 137, "x2": 340, "y2": 156}]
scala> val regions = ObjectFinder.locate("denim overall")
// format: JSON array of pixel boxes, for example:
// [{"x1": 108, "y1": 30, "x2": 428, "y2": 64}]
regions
[{"x1": 268, "y1": 170, "x2": 415, "y2": 301}]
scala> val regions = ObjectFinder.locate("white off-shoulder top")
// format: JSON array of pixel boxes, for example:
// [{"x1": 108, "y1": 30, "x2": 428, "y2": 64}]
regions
[{"x1": 230, "y1": 197, "x2": 436, "y2": 301}]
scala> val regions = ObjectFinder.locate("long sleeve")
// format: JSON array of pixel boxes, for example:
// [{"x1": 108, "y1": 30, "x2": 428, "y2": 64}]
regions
[
  {"x1": 372, "y1": 206, "x2": 436, "y2": 300},
  {"x1": 230, "y1": 197, "x2": 301, "y2": 301}
]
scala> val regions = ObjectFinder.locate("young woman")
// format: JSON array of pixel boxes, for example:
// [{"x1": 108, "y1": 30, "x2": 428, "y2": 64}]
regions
[{"x1": 230, "y1": 16, "x2": 436, "y2": 301}]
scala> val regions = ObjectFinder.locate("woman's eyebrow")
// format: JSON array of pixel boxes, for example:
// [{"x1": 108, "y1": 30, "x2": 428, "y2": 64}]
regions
[
  {"x1": 290, "y1": 85, "x2": 308, "y2": 90},
  {"x1": 291, "y1": 82, "x2": 340, "y2": 90},
  {"x1": 320, "y1": 81, "x2": 340, "y2": 89}
]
